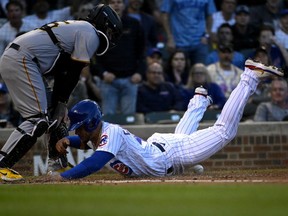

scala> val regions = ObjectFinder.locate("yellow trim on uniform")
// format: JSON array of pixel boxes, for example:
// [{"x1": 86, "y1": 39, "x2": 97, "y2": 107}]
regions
[{"x1": 22, "y1": 56, "x2": 42, "y2": 113}]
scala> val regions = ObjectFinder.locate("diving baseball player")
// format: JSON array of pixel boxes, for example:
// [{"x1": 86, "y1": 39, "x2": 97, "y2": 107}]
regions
[
  {"x1": 0, "y1": 4, "x2": 123, "y2": 181},
  {"x1": 47, "y1": 59, "x2": 283, "y2": 180}
]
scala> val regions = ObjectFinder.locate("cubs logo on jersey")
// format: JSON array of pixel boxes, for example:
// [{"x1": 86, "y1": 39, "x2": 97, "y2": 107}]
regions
[
  {"x1": 99, "y1": 134, "x2": 108, "y2": 147},
  {"x1": 110, "y1": 160, "x2": 133, "y2": 176}
]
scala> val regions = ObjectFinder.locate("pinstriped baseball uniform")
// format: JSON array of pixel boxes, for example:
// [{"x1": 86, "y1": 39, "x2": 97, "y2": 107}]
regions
[{"x1": 95, "y1": 68, "x2": 258, "y2": 177}]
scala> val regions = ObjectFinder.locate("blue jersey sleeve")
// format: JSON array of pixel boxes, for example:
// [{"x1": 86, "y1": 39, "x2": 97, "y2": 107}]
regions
[
  {"x1": 60, "y1": 151, "x2": 114, "y2": 179},
  {"x1": 67, "y1": 136, "x2": 81, "y2": 148}
]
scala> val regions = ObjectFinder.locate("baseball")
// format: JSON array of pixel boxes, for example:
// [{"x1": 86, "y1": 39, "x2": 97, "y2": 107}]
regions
[{"x1": 192, "y1": 164, "x2": 204, "y2": 174}]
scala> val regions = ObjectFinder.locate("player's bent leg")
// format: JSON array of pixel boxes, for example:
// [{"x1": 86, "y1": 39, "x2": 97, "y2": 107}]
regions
[
  {"x1": 214, "y1": 60, "x2": 284, "y2": 142},
  {"x1": 182, "y1": 64, "x2": 265, "y2": 163},
  {"x1": 193, "y1": 61, "x2": 284, "y2": 160},
  {"x1": 175, "y1": 86, "x2": 211, "y2": 134},
  {"x1": 179, "y1": 60, "x2": 284, "y2": 167},
  {"x1": 213, "y1": 71, "x2": 257, "y2": 142},
  {"x1": 0, "y1": 116, "x2": 49, "y2": 181}
]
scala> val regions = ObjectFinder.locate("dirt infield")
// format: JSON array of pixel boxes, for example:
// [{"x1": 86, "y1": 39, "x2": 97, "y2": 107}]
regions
[{"x1": 2, "y1": 167, "x2": 288, "y2": 185}]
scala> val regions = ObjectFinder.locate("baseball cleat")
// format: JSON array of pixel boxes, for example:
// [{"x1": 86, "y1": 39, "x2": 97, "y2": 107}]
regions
[
  {"x1": 0, "y1": 167, "x2": 23, "y2": 181},
  {"x1": 195, "y1": 86, "x2": 208, "y2": 96},
  {"x1": 195, "y1": 86, "x2": 213, "y2": 106},
  {"x1": 245, "y1": 59, "x2": 284, "y2": 78}
]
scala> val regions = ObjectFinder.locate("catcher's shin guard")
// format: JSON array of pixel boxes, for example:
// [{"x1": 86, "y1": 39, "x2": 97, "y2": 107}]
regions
[
  {"x1": 0, "y1": 118, "x2": 49, "y2": 168},
  {"x1": 0, "y1": 134, "x2": 37, "y2": 168},
  {"x1": 48, "y1": 122, "x2": 69, "y2": 167}
]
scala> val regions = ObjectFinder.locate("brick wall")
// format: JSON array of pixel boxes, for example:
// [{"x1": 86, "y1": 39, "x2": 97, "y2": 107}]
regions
[
  {"x1": 203, "y1": 133, "x2": 288, "y2": 169},
  {"x1": 1, "y1": 122, "x2": 288, "y2": 176}
]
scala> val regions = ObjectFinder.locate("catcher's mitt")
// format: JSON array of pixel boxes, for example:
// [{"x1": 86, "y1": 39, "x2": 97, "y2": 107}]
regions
[{"x1": 48, "y1": 122, "x2": 69, "y2": 167}]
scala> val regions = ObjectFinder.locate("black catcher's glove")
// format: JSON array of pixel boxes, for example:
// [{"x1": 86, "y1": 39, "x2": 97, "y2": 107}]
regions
[{"x1": 48, "y1": 122, "x2": 69, "y2": 167}]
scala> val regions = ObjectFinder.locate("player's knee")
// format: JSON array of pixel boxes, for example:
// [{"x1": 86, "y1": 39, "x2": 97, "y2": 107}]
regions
[
  {"x1": 214, "y1": 124, "x2": 236, "y2": 142},
  {"x1": 32, "y1": 119, "x2": 49, "y2": 137},
  {"x1": 28, "y1": 116, "x2": 50, "y2": 138}
]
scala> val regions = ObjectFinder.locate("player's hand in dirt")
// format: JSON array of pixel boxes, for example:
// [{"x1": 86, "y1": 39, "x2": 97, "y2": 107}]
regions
[
  {"x1": 35, "y1": 172, "x2": 66, "y2": 182},
  {"x1": 46, "y1": 171, "x2": 66, "y2": 181},
  {"x1": 56, "y1": 137, "x2": 70, "y2": 154}
]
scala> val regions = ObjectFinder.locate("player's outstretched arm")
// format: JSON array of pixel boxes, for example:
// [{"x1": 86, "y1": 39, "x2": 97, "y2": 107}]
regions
[{"x1": 60, "y1": 151, "x2": 114, "y2": 180}]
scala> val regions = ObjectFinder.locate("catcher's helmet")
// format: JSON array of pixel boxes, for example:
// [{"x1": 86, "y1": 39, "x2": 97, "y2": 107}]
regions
[
  {"x1": 68, "y1": 99, "x2": 102, "y2": 132},
  {"x1": 86, "y1": 4, "x2": 122, "y2": 55}
]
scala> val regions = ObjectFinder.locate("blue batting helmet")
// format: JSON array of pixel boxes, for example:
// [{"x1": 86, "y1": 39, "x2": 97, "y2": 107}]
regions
[{"x1": 68, "y1": 99, "x2": 102, "y2": 132}]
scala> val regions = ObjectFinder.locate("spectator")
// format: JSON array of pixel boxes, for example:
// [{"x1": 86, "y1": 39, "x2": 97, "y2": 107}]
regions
[
  {"x1": 73, "y1": 2, "x2": 94, "y2": 19},
  {"x1": 164, "y1": 50, "x2": 190, "y2": 86},
  {"x1": 141, "y1": 0, "x2": 163, "y2": 26},
  {"x1": 136, "y1": 62, "x2": 184, "y2": 114},
  {"x1": 253, "y1": 24, "x2": 288, "y2": 69},
  {"x1": 231, "y1": 5, "x2": 259, "y2": 58},
  {"x1": 206, "y1": 23, "x2": 245, "y2": 69},
  {"x1": 254, "y1": 78, "x2": 288, "y2": 121},
  {"x1": 127, "y1": 0, "x2": 158, "y2": 51},
  {"x1": 275, "y1": 9, "x2": 288, "y2": 51},
  {"x1": 163, "y1": 50, "x2": 190, "y2": 111},
  {"x1": 0, "y1": 82, "x2": 22, "y2": 128},
  {"x1": 210, "y1": 0, "x2": 237, "y2": 44},
  {"x1": 250, "y1": 0, "x2": 283, "y2": 31},
  {"x1": 146, "y1": 47, "x2": 163, "y2": 66},
  {"x1": 0, "y1": 0, "x2": 27, "y2": 17},
  {"x1": 254, "y1": 46, "x2": 272, "y2": 65},
  {"x1": 140, "y1": 0, "x2": 166, "y2": 51},
  {"x1": 207, "y1": 43, "x2": 243, "y2": 98},
  {"x1": 17, "y1": 0, "x2": 27, "y2": 16},
  {"x1": 22, "y1": 0, "x2": 81, "y2": 29},
  {"x1": 184, "y1": 63, "x2": 226, "y2": 110},
  {"x1": 0, "y1": 0, "x2": 34, "y2": 55},
  {"x1": 94, "y1": 0, "x2": 145, "y2": 115},
  {"x1": 160, "y1": 0, "x2": 216, "y2": 65}
]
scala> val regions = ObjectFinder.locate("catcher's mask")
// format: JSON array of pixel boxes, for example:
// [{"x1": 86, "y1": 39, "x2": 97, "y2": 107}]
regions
[
  {"x1": 68, "y1": 99, "x2": 102, "y2": 132},
  {"x1": 86, "y1": 4, "x2": 122, "y2": 55}
]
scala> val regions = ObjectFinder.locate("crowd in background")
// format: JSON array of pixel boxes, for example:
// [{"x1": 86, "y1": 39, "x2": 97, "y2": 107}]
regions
[{"x1": 0, "y1": 0, "x2": 288, "y2": 128}]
